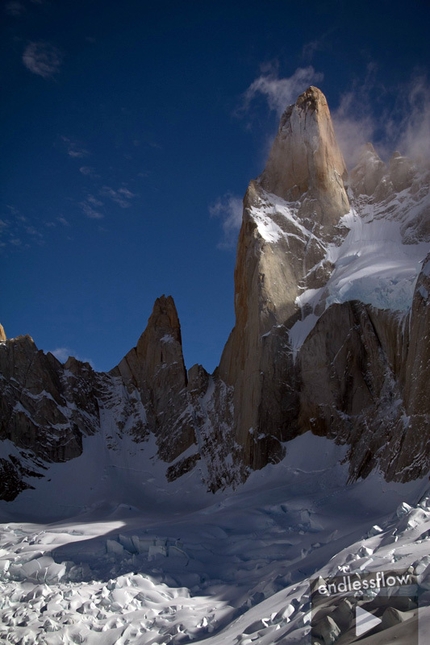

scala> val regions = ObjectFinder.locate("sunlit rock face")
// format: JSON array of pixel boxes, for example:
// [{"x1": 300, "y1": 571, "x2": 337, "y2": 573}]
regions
[
  {"x1": 218, "y1": 85, "x2": 430, "y2": 477},
  {"x1": 259, "y1": 86, "x2": 349, "y2": 235},
  {"x1": 1, "y1": 86, "x2": 430, "y2": 500},
  {"x1": 218, "y1": 86, "x2": 351, "y2": 466}
]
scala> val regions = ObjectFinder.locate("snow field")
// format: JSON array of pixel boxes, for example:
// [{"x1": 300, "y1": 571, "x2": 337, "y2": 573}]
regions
[
  {"x1": 247, "y1": 185, "x2": 430, "y2": 353},
  {"x1": 1, "y1": 433, "x2": 429, "y2": 643}
]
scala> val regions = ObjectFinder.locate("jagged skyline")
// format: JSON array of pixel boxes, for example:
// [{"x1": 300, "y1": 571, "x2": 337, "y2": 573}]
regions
[
  {"x1": 2, "y1": 79, "x2": 430, "y2": 645},
  {"x1": 2, "y1": 0, "x2": 429, "y2": 373}
]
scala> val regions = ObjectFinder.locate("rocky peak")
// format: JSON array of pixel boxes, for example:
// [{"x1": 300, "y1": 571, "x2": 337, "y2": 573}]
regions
[
  {"x1": 115, "y1": 295, "x2": 186, "y2": 392},
  {"x1": 113, "y1": 295, "x2": 194, "y2": 462},
  {"x1": 259, "y1": 86, "x2": 349, "y2": 233},
  {"x1": 0, "y1": 324, "x2": 6, "y2": 342},
  {"x1": 219, "y1": 88, "x2": 353, "y2": 458},
  {"x1": 135, "y1": 295, "x2": 184, "y2": 378}
]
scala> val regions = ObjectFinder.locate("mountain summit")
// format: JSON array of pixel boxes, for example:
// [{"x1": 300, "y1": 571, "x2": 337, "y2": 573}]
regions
[
  {"x1": 1, "y1": 87, "x2": 430, "y2": 503},
  {"x1": 260, "y1": 85, "x2": 349, "y2": 231}
]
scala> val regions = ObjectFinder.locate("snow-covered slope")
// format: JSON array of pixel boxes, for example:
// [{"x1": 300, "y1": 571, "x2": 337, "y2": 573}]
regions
[
  {"x1": 289, "y1": 169, "x2": 430, "y2": 354},
  {"x1": 1, "y1": 433, "x2": 429, "y2": 644}
]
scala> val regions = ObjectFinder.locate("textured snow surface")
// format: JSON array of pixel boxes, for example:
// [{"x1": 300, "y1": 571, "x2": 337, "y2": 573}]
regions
[
  {"x1": 291, "y1": 196, "x2": 430, "y2": 351},
  {"x1": 248, "y1": 186, "x2": 430, "y2": 353},
  {"x1": 299, "y1": 181, "x2": 429, "y2": 342},
  {"x1": 1, "y1": 432, "x2": 430, "y2": 643}
]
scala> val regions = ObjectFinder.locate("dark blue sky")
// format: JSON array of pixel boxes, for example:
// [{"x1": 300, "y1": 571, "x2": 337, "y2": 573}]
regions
[{"x1": 2, "y1": 0, "x2": 430, "y2": 372}]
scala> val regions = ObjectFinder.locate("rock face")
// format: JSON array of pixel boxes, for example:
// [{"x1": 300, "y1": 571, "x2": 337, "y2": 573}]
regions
[
  {"x1": 112, "y1": 296, "x2": 194, "y2": 462},
  {"x1": 1, "y1": 86, "x2": 430, "y2": 501},
  {"x1": 0, "y1": 335, "x2": 100, "y2": 500},
  {"x1": 219, "y1": 86, "x2": 350, "y2": 466},
  {"x1": 259, "y1": 86, "x2": 349, "y2": 234}
]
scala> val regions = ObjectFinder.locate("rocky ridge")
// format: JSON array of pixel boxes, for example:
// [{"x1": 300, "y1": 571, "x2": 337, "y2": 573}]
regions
[{"x1": 1, "y1": 86, "x2": 430, "y2": 501}]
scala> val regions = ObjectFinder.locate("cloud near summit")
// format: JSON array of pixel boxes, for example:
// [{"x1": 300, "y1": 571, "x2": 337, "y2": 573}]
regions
[
  {"x1": 242, "y1": 64, "x2": 430, "y2": 168},
  {"x1": 242, "y1": 65, "x2": 324, "y2": 116},
  {"x1": 210, "y1": 194, "x2": 243, "y2": 249}
]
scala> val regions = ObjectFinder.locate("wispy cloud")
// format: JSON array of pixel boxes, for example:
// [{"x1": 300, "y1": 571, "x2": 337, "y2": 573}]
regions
[
  {"x1": 79, "y1": 187, "x2": 136, "y2": 219},
  {"x1": 246, "y1": 64, "x2": 375, "y2": 168},
  {"x1": 80, "y1": 198, "x2": 104, "y2": 219},
  {"x1": 331, "y1": 70, "x2": 430, "y2": 166},
  {"x1": 331, "y1": 90, "x2": 377, "y2": 168},
  {"x1": 241, "y1": 62, "x2": 430, "y2": 169},
  {"x1": 79, "y1": 166, "x2": 97, "y2": 177},
  {"x1": 100, "y1": 186, "x2": 136, "y2": 208},
  {"x1": 5, "y1": 1, "x2": 25, "y2": 16},
  {"x1": 0, "y1": 206, "x2": 45, "y2": 251},
  {"x1": 87, "y1": 195, "x2": 103, "y2": 207},
  {"x1": 0, "y1": 219, "x2": 9, "y2": 249},
  {"x1": 301, "y1": 29, "x2": 335, "y2": 62},
  {"x1": 22, "y1": 41, "x2": 62, "y2": 79},
  {"x1": 242, "y1": 63, "x2": 324, "y2": 117},
  {"x1": 61, "y1": 137, "x2": 89, "y2": 159},
  {"x1": 68, "y1": 151, "x2": 86, "y2": 158},
  {"x1": 390, "y1": 76, "x2": 430, "y2": 162},
  {"x1": 25, "y1": 225, "x2": 43, "y2": 238},
  {"x1": 51, "y1": 347, "x2": 95, "y2": 368},
  {"x1": 302, "y1": 39, "x2": 324, "y2": 62},
  {"x1": 210, "y1": 193, "x2": 243, "y2": 249}
]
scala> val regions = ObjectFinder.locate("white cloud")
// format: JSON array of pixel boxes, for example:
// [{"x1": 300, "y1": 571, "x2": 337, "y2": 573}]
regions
[
  {"x1": 242, "y1": 62, "x2": 430, "y2": 170},
  {"x1": 100, "y1": 186, "x2": 136, "y2": 208},
  {"x1": 0, "y1": 219, "x2": 9, "y2": 248},
  {"x1": 51, "y1": 347, "x2": 94, "y2": 368},
  {"x1": 394, "y1": 76, "x2": 430, "y2": 162},
  {"x1": 210, "y1": 194, "x2": 243, "y2": 249},
  {"x1": 302, "y1": 39, "x2": 323, "y2": 62},
  {"x1": 243, "y1": 64, "x2": 324, "y2": 117},
  {"x1": 61, "y1": 137, "x2": 89, "y2": 159},
  {"x1": 118, "y1": 187, "x2": 135, "y2": 199},
  {"x1": 241, "y1": 62, "x2": 430, "y2": 179},
  {"x1": 51, "y1": 347, "x2": 71, "y2": 363},
  {"x1": 0, "y1": 207, "x2": 45, "y2": 250},
  {"x1": 87, "y1": 194, "x2": 103, "y2": 207},
  {"x1": 331, "y1": 91, "x2": 377, "y2": 168},
  {"x1": 331, "y1": 72, "x2": 430, "y2": 167},
  {"x1": 25, "y1": 225, "x2": 43, "y2": 237},
  {"x1": 79, "y1": 166, "x2": 96, "y2": 177},
  {"x1": 22, "y1": 41, "x2": 62, "y2": 79},
  {"x1": 80, "y1": 201, "x2": 104, "y2": 219}
]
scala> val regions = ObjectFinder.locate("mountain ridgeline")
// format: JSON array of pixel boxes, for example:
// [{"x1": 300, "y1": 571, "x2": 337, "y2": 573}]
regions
[{"x1": 2, "y1": 86, "x2": 430, "y2": 501}]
